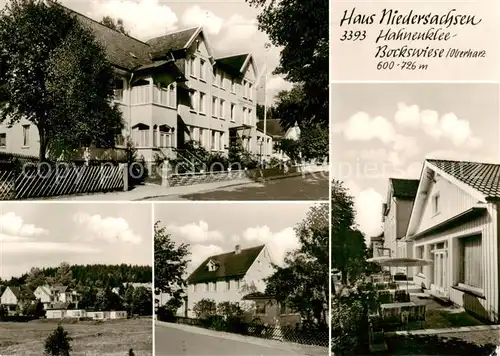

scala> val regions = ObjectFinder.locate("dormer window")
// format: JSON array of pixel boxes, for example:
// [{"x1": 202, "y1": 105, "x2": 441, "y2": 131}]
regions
[{"x1": 207, "y1": 259, "x2": 218, "y2": 272}]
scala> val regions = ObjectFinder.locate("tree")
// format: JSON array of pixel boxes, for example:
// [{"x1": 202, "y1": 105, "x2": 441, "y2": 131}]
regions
[
  {"x1": 265, "y1": 203, "x2": 329, "y2": 327},
  {"x1": 44, "y1": 325, "x2": 72, "y2": 356},
  {"x1": 256, "y1": 104, "x2": 276, "y2": 122},
  {"x1": 23, "y1": 300, "x2": 46, "y2": 317},
  {"x1": 101, "y1": 15, "x2": 128, "y2": 35},
  {"x1": 0, "y1": 0, "x2": 124, "y2": 161},
  {"x1": 131, "y1": 286, "x2": 152, "y2": 315},
  {"x1": 299, "y1": 125, "x2": 328, "y2": 162},
  {"x1": 331, "y1": 180, "x2": 367, "y2": 287},
  {"x1": 25, "y1": 267, "x2": 47, "y2": 291},
  {"x1": 53, "y1": 262, "x2": 73, "y2": 286},
  {"x1": 248, "y1": 0, "x2": 328, "y2": 129},
  {"x1": 154, "y1": 222, "x2": 190, "y2": 309},
  {"x1": 192, "y1": 299, "x2": 217, "y2": 319}
]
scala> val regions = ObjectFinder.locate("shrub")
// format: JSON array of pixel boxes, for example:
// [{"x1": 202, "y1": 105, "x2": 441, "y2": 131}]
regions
[
  {"x1": 44, "y1": 325, "x2": 72, "y2": 356},
  {"x1": 156, "y1": 306, "x2": 176, "y2": 322}
]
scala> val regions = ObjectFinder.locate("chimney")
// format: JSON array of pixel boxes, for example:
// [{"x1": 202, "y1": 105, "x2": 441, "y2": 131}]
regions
[{"x1": 235, "y1": 245, "x2": 241, "y2": 254}]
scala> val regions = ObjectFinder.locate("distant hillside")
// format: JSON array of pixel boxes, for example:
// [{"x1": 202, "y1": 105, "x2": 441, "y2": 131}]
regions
[{"x1": 3, "y1": 264, "x2": 152, "y2": 288}]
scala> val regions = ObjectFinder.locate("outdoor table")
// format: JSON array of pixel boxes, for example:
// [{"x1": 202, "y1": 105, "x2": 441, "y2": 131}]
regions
[{"x1": 380, "y1": 302, "x2": 416, "y2": 318}]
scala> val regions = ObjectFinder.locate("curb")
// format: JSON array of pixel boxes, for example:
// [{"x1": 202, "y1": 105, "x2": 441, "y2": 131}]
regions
[{"x1": 256, "y1": 171, "x2": 328, "y2": 183}]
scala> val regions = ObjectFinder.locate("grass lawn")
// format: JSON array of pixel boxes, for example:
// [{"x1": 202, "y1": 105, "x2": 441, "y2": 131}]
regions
[
  {"x1": 405, "y1": 310, "x2": 485, "y2": 331},
  {"x1": 0, "y1": 318, "x2": 152, "y2": 356},
  {"x1": 382, "y1": 334, "x2": 497, "y2": 355}
]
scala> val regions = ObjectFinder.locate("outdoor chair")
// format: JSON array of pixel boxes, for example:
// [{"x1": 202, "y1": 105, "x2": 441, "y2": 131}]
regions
[
  {"x1": 368, "y1": 320, "x2": 388, "y2": 352},
  {"x1": 378, "y1": 291, "x2": 393, "y2": 305}
]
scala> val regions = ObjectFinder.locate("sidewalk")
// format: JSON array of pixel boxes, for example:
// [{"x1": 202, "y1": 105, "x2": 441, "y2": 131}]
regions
[
  {"x1": 47, "y1": 178, "x2": 254, "y2": 201},
  {"x1": 155, "y1": 321, "x2": 328, "y2": 356}
]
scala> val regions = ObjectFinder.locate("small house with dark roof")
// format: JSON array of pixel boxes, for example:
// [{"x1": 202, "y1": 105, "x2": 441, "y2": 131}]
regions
[
  {"x1": 0, "y1": 286, "x2": 36, "y2": 313},
  {"x1": 186, "y1": 244, "x2": 274, "y2": 318},
  {"x1": 404, "y1": 159, "x2": 500, "y2": 323},
  {"x1": 0, "y1": 3, "x2": 273, "y2": 168},
  {"x1": 382, "y1": 178, "x2": 420, "y2": 278}
]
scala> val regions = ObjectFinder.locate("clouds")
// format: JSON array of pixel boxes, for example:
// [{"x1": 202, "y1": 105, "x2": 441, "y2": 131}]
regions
[
  {"x1": 87, "y1": 0, "x2": 178, "y2": 40},
  {"x1": 0, "y1": 212, "x2": 48, "y2": 237},
  {"x1": 168, "y1": 220, "x2": 298, "y2": 273},
  {"x1": 394, "y1": 102, "x2": 482, "y2": 148},
  {"x1": 181, "y1": 6, "x2": 222, "y2": 35},
  {"x1": 167, "y1": 220, "x2": 223, "y2": 243},
  {"x1": 73, "y1": 212, "x2": 142, "y2": 244}
]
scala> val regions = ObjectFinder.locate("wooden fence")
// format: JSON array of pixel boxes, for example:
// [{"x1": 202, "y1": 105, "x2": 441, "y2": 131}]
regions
[{"x1": 0, "y1": 163, "x2": 125, "y2": 200}]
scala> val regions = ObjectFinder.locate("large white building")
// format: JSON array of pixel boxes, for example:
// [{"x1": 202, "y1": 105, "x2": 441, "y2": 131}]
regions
[{"x1": 0, "y1": 4, "x2": 273, "y2": 168}]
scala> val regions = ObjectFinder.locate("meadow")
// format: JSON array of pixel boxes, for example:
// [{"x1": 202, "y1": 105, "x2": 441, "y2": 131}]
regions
[{"x1": 0, "y1": 318, "x2": 152, "y2": 356}]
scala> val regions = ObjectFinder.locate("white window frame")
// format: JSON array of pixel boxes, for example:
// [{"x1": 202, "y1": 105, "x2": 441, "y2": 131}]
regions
[
  {"x1": 230, "y1": 104, "x2": 236, "y2": 122},
  {"x1": 459, "y1": 235, "x2": 483, "y2": 291},
  {"x1": 432, "y1": 193, "x2": 440, "y2": 214},
  {"x1": 219, "y1": 132, "x2": 224, "y2": 151},
  {"x1": 0, "y1": 133, "x2": 6, "y2": 148},
  {"x1": 199, "y1": 58, "x2": 206, "y2": 81},
  {"x1": 189, "y1": 57, "x2": 197, "y2": 78},
  {"x1": 231, "y1": 78, "x2": 236, "y2": 93}
]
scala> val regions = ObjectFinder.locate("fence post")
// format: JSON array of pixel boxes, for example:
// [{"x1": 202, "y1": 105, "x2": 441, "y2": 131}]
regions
[
  {"x1": 161, "y1": 163, "x2": 170, "y2": 188},
  {"x1": 122, "y1": 163, "x2": 128, "y2": 192}
]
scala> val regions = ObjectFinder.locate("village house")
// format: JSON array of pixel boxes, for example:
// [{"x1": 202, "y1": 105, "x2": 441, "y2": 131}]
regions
[
  {"x1": 0, "y1": 286, "x2": 36, "y2": 313},
  {"x1": 256, "y1": 119, "x2": 301, "y2": 161},
  {"x1": 34, "y1": 284, "x2": 80, "y2": 309},
  {"x1": 186, "y1": 244, "x2": 274, "y2": 319},
  {"x1": 405, "y1": 159, "x2": 500, "y2": 323},
  {"x1": 242, "y1": 292, "x2": 301, "y2": 326},
  {"x1": 0, "y1": 3, "x2": 273, "y2": 169},
  {"x1": 382, "y1": 178, "x2": 420, "y2": 278},
  {"x1": 45, "y1": 303, "x2": 127, "y2": 320},
  {"x1": 370, "y1": 232, "x2": 386, "y2": 258}
]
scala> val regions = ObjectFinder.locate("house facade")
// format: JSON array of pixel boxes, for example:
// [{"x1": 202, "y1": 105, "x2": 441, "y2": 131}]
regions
[
  {"x1": 0, "y1": 286, "x2": 36, "y2": 313},
  {"x1": 34, "y1": 284, "x2": 79, "y2": 309},
  {"x1": 406, "y1": 159, "x2": 500, "y2": 323},
  {"x1": 382, "y1": 178, "x2": 419, "y2": 277},
  {"x1": 242, "y1": 292, "x2": 301, "y2": 326},
  {"x1": 256, "y1": 119, "x2": 301, "y2": 161},
  {"x1": 0, "y1": 5, "x2": 273, "y2": 167},
  {"x1": 186, "y1": 244, "x2": 274, "y2": 318},
  {"x1": 370, "y1": 233, "x2": 388, "y2": 258}
]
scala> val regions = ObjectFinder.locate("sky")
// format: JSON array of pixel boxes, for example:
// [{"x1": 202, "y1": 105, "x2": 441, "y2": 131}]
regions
[
  {"x1": 0, "y1": 0, "x2": 292, "y2": 104},
  {"x1": 0, "y1": 202, "x2": 152, "y2": 279},
  {"x1": 331, "y1": 83, "x2": 499, "y2": 242},
  {"x1": 154, "y1": 202, "x2": 317, "y2": 274}
]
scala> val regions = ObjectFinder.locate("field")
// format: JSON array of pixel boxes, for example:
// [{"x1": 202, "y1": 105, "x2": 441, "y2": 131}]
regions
[{"x1": 0, "y1": 318, "x2": 152, "y2": 356}]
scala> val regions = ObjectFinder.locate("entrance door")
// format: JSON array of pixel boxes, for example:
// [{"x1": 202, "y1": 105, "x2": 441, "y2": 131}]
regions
[{"x1": 433, "y1": 250, "x2": 447, "y2": 295}]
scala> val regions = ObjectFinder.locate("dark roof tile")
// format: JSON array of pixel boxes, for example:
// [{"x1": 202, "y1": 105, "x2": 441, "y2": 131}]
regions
[
  {"x1": 256, "y1": 119, "x2": 285, "y2": 138},
  {"x1": 427, "y1": 159, "x2": 500, "y2": 199},
  {"x1": 216, "y1": 54, "x2": 249, "y2": 74},
  {"x1": 147, "y1": 27, "x2": 199, "y2": 59},
  {"x1": 187, "y1": 245, "x2": 265, "y2": 284}
]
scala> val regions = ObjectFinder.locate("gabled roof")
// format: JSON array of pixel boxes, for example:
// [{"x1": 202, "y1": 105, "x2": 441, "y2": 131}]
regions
[
  {"x1": 256, "y1": 119, "x2": 285, "y2": 138},
  {"x1": 370, "y1": 232, "x2": 384, "y2": 242},
  {"x1": 390, "y1": 178, "x2": 420, "y2": 199},
  {"x1": 427, "y1": 159, "x2": 500, "y2": 199},
  {"x1": 59, "y1": 5, "x2": 153, "y2": 71},
  {"x1": 187, "y1": 245, "x2": 265, "y2": 284},
  {"x1": 406, "y1": 159, "x2": 500, "y2": 238},
  {"x1": 216, "y1": 53, "x2": 256, "y2": 78},
  {"x1": 50, "y1": 285, "x2": 69, "y2": 293},
  {"x1": 147, "y1": 27, "x2": 200, "y2": 59},
  {"x1": 6, "y1": 286, "x2": 36, "y2": 300}
]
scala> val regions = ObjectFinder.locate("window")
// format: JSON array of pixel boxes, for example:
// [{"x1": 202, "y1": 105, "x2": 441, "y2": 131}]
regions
[
  {"x1": 459, "y1": 235, "x2": 482, "y2": 290},
  {"x1": 212, "y1": 97, "x2": 218, "y2": 117},
  {"x1": 199, "y1": 92, "x2": 206, "y2": 114},
  {"x1": 199, "y1": 128, "x2": 205, "y2": 147},
  {"x1": 230, "y1": 104, "x2": 236, "y2": 121},
  {"x1": 219, "y1": 99, "x2": 225, "y2": 119},
  {"x1": 22, "y1": 125, "x2": 30, "y2": 146},
  {"x1": 255, "y1": 301, "x2": 266, "y2": 315},
  {"x1": 248, "y1": 83, "x2": 253, "y2": 100},
  {"x1": 133, "y1": 128, "x2": 149, "y2": 147},
  {"x1": 236, "y1": 279, "x2": 241, "y2": 290},
  {"x1": 211, "y1": 131, "x2": 216, "y2": 150},
  {"x1": 216, "y1": 70, "x2": 221, "y2": 87},
  {"x1": 243, "y1": 80, "x2": 248, "y2": 98},
  {"x1": 193, "y1": 284, "x2": 197, "y2": 293},
  {"x1": 0, "y1": 133, "x2": 5, "y2": 148},
  {"x1": 225, "y1": 281, "x2": 230, "y2": 291},
  {"x1": 189, "y1": 91, "x2": 197, "y2": 111},
  {"x1": 205, "y1": 283, "x2": 209, "y2": 292},
  {"x1": 231, "y1": 78, "x2": 236, "y2": 93},
  {"x1": 189, "y1": 57, "x2": 196, "y2": 77},
  {"x1": 211, "y1": 282, "x2": 217, "y2": 292},
  {"x1": 248, "y1": 109, "x2": 253, "y2": 125},
  {"x1": 196, "y1": 40, "x2": 201, "y2": 52},
  {"x1": 219, "y1": 132, "x2": 224, "y2": 151},
  {"x1": 243, "y1": 107, "x2": 248, "y2": 124},
  {"x1": 220, "y1": 72, "x2": 225, "y2": 89},
  {"x1": 416, "y1": 246, "x2": 424, "y2": 274},
  {"x1": 199, "y1": 59, "x2": 206, "y2": 81},
  {"x1": 432, "y1": 194, "x2": 440, "y2": 214}
]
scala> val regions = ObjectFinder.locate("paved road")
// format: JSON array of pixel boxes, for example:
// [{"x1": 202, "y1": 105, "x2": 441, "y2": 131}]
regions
[
  {"x1": 147, "y1": 174, "x2": 329, "y2": 201},
  {"x1": 155, "y1": 324, "x2": 297, "y2": 355}
]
